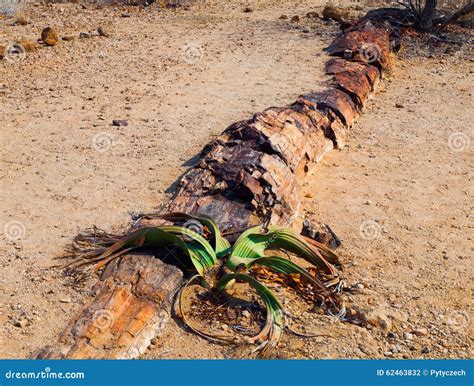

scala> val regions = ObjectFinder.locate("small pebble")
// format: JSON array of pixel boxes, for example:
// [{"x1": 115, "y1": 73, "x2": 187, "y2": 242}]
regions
[
  {"x1": 413, "y1": 328, "x2": 428, "y2": 337},
  {"x1": 79, "y1": 32, "x2": 91, "y2": 39},
  {"x1": 403, "y1": 332, "x2": 413, "y2": 341},
  {"x1": 14, "y1": 319, "x2": 28, "y2": 328},
  {"x1": 387, "y1": 332, "x2": 398, "y2": 340},
  {"x1": 112, "y1": 119, "x2": 128, "y2": 127},
  {"x1": 291, "y1": 15, "x2": 301, "y2": 23},
  {"x1": 97, "y1": 26, "x2": 109, "y2": 37}
]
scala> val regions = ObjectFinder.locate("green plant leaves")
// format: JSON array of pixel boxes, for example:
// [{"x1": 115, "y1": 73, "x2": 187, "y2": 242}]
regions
[
  {"x1": 69, "y1": 226, "x2": 218, "y2": 277},
  {"x1": 216, "y1": 273, "x2": 284, "y2": 355},
  {"x1": 155, "y1": 212, "x2": 231, "y2": 257},
  {"x1": 228, "y1": 225, "x2": 338, "y2": 275},
  {"x1": 228, "y1": 255, "x2": 333, "y2": 300}
]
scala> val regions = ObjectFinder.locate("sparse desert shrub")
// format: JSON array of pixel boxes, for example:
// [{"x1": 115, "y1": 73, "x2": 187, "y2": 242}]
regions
[{"x1": 400, "y1": 0, "x2": 473, "y2": 31}]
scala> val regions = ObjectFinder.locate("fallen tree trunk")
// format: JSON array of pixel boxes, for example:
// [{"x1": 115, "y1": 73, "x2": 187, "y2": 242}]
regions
[{"x1": 35, "y1": 9, "x2": 403, "y2": 359}]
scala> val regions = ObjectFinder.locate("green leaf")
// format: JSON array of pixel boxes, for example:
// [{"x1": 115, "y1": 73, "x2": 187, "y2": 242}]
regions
[
  {"x1": 216, "y1": 273, "x2": 284, "y2": 356},
  {"x1": 158, "y1": 225, "x2": 218, "y2": 268},
  {"x1": 229, "y1": 255, "x2": 333, "y2": 300},
  {"x1": 158, "y1": 212, "x2": 231, "y2": 257},
  {"x1": 83, "y1": 226, "x2": 217, "y2": 276},
  {"x1": 229, "y1": 226, "x2": 337, "y2": 275}
]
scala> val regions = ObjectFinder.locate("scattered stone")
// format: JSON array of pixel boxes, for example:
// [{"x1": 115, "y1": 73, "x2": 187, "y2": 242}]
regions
[
  {"x1": 395, "y1": 103, "x2": 405, "y2": 108},
  {"x1": 41, "y1": 27, "x2": 59, "y2": 46},
  {"x1": 364, "y1": 310, "x2": 392, "y2": 330},
  {"x1": 97, "y1": 26, "x2": 109, "y2": 37},
  {"x1": 301, "y1": 220, "x2": 341, "y2": 249},
  {"x1": 121, "y1": 13, "x2": 130, "y2": 18},
  {"x1": 291, "y1": 15, "x2": 301, "y2": 23},
  {"x1": 322, "y1": 5, "x2": 350, "y2": 23},
  {"x1": 112, "y1": 119, "x2": 128, "y2": 127},
  {"x1": 392, "y1": 344, "x2": 402, "y2": 353},
  {"x1": 387, "y1": 332, "x2": 398, "y2": 340},
  {"x1": 302, "y1": 27, "x2": 311, "y2": 33},
  {"x1": 59, "y1": 296, "x2": 71, "y2": 303},
  {"x1": 79, "y1": 32, "x2": 91, "y2": 39},
  {"x1": 304, "y1": 192, "x2": 314, "y2": 198},
  {"x1": 421, "y1": 346, "x2": 430, "y2": 354},
  {"x1": 383, "y1": 351, "x2": 393, "y2": 357},
  {"x1": 0, "y1": 45, "x2": 5, "y2": 59},
  {"x1": 242, "y1": 310, "x2": 251, "y2": 318},
  {"x1": 243, "y1": 7, "x2": 253, "y2": 13},
  {"x1": 14, "y1": 319, "x2": 28, "y2": 328},
  {"x1": 403, "y1": 332, "x2": 413, "y2": 341},
  {"x1": 306, "y1": 11, "x2": 319, "y2": 18},
  {"x1": 279, "y1": 14, "x2": 288, "y2": 20},
  {"x1": 62, "y1": 36, "x2": 75, "y2": 41},
  {"x1": 413, "y1": 328, "x2": 428, "y2": 337},
  {"x1": 355, "y1": 283, "x2": 365, "y2": 290}
]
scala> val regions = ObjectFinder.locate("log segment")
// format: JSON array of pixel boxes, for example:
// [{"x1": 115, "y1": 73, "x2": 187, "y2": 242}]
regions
[{"x1": 36, "y1": 9, "x2": 404, "y2": 359}]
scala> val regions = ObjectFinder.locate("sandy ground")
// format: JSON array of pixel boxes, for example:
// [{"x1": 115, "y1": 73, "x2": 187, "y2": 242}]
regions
[{"x1": 0, "y1": 0, "x2": 472, "y2": 359}]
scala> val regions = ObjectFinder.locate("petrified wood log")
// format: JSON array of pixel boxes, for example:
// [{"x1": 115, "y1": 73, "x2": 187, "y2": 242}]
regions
[
  {"x1": 36, "y1": 254, "x2": 183, "y2": 359},
  {"x1": 37, "y1": 9, "x2": 402, "y2": 359},
  {"x1": 326, "y1": 26, "x2": 392, "y2": 73}
]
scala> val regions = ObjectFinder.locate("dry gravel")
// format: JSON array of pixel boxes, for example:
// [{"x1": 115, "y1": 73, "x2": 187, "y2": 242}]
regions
[{"x1": 0, "y1": 0, "x2": 472, "y2": 359}]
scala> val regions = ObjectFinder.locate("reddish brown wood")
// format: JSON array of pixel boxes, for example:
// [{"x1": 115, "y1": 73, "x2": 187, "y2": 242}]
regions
[
  {"x1": 326, "y1": 20, "x2": 392, "y2": 72},
  {"x1": 35, "y1": 254, "x2": 183, "y2": 359}
]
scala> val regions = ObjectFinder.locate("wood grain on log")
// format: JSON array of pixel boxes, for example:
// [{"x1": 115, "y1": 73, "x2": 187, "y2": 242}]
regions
[
  {"x1": 326, "y1": 20, "x2": 392, "y2": 72},
  {"x1": 36, "y1": 254, "x2": 183, "y2": 359},
  {"x1": 37, "y1": 10, "x2": 403, "y2": 359}
]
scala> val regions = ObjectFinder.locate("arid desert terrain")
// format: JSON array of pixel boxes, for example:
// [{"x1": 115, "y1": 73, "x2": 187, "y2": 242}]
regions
[{"x1": 0, "y1": 0, "x2": 472, "y2": 359}]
